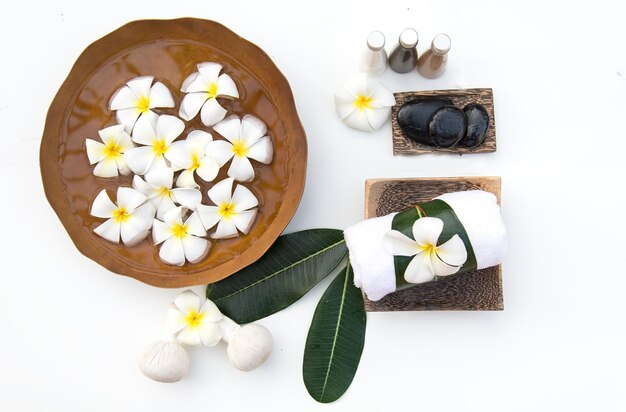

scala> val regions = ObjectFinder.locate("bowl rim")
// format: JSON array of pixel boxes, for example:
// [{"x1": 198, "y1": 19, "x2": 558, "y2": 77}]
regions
[{"x1": 39, "y1": 18, "x2": 307, "y2": 288}]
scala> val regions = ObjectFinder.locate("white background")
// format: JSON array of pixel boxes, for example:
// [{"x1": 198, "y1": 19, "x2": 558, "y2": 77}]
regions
[{"x1": 1, "y1": 0, "x2": 625, "y2": 410}]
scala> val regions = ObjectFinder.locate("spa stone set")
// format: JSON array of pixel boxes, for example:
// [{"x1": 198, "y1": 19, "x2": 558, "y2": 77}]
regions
[{"x1": 41, "y1": 19, "x2": 507, "y2": 404}]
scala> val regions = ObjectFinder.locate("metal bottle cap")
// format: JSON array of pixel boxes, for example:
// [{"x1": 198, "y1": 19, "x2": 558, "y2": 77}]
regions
[
  {"x1": 399, "y1": 28, "x2": 418, "y2": 49},
  {"x1": 432, "y1": 33, "x2": 451, "y2": 55},
  {"x1": 366, "y1": 31, "x2": 386, "y2": 51}
]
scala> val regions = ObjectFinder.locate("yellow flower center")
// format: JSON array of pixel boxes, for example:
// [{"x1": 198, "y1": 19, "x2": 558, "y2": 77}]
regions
[
  {"x1": 171, "y1": 223, "x2": 188, "y2": 239},
  {"x1": 158, "y1": 186, "x2": 171, "y2": 198},
  {"x1": 190, "y1": 153, "x2": 201, "y2": 170},
  {"x1": 232, "y1": 140, "x2": 249, "y2": 158},
  {"x1": 153, "y1": 139, "x2": 168, "y2": 156},
  {"x1": 421, "y1": 243, "x2": 436, "y2": 255},
  {"x1": 185, "y1": 311, "x2": 204, "y2": 328},
  {"x1": 137, "y1": 96, "x2": 151, "y2": 113},
  {"x1": 112, "y1": 207, "x2": 130, "y2": 223},
  {"x1": 219, "y1": 203, "x2": 235, "y2": 219},
  {"x1": 207, "y1": 82, "x2": 218, "y2": 98},
  {"x1": 354, "y1": 94, "x2": 373, "y2": 111},
  {"x1": 103, "y1": 141, "x2": 122, "y2": 159}
]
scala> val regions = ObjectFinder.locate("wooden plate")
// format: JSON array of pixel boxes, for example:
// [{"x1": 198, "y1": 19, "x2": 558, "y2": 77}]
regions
[
  {"x1": 363, "y1": 177, "x2": 503, "y2": 312},
  {"x1": 40, "y1": 19, "x2": 307, "y2": 287}
]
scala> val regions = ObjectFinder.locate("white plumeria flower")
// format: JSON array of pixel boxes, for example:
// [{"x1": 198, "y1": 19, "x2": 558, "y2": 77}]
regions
[
  {"x1": 334, "y1": 74, "x2": 396, "y2": 132},
  {"x1": 383, "y1": 217, "x2": 468, "y2": 284},
  {"x1": 153, "y1": 207, "x2": 210, "y2": 266},
  {"x1": 109, "y1": 76, "x2": 175, "y2": 133},
  {"x1": 165, "y1": 130, "x2": 220, "y2": 188},
  {"x1": 132, "y1": 167, "x2": 202, "y2": 220},
  {"x1": 85, "y1": 124, "x2": 134, "y2": 178},
  {"x1": 166, "y1": 290, "x2": 223, "y2": 346},
  {"x1": 207, "y1": 115, "x2": 273, "y2": 182},
  {"x1": 90, "y1": 187, "x2": 155, "y2": 246},
  {"x1": 197, "y1": 177, "x2": 258, "y2": 239},
  {"x1": 123, "y1": 114, "x2": 185, "y2": 175},
  {"x1": 179, "y1": 62, "x2": 239, "y2": 126}
]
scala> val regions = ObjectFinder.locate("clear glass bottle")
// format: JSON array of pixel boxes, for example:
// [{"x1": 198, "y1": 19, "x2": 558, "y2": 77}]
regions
[
  {"x1": 388, "y1": 28, "x2": 419, "y2": 73},
  {"x1": 417, "y1": 34, "x2": 451, "y2": 79},
  {"x1": 359, "y1": 31, "x2": 388, "y2": 76}
]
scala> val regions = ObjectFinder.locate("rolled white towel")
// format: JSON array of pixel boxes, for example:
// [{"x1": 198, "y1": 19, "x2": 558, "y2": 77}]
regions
[{"x1": 344, "y1": 190, "x2": 506, "y2": 301}]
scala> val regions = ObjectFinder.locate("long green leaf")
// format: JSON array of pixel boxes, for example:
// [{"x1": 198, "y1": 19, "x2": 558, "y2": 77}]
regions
[
  {"x1": 303, "y1": 263, "x2": 367, "y2": 403},
  {"x1": 206, "y1": 229, "x2": 347, "y2": 324}
]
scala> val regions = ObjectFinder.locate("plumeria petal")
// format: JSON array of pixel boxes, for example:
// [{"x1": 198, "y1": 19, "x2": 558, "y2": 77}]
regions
[
  {"x1": 156, "y1": 115, "x2": 185, "y2": 144},
  {"x1": 181, "y1": 72, "x2": 204, "y2": 93},
  {"x1": 93, "y1": 218, "x2": 120, "y2": 243},
  {"x1": 85, "y1": 139, "x2": 107, "y2": 164},
  {"x1": 196, "y1": 205, "x2": 221, "y2": 230},
  {"x1": 93, "y1": 157, "x2": 119, "y2": 178},
  {"x1": 145, "y1": 167, "x2": 174, "y2": 190},
  {"x1": 163, "y1": 207, "x2": 184, "y2": 227},
  {"x1": 131, "y1": 114, "x2": 158, "y2": 145},
  {"x1": 176, "y1": 169, "x2": 198, "y2": 189},
  {"x1": 174, "y1": 290, "x2": 204, "y2": 314},
  {"x1": 213, "y1": 115, "x2": 240, "y2": 143},
  {"x1": 152, "y1": 219, "x2": 173, "y2": 244},
  {"x1": 171, "y1": 188, "x2": 202, "y2": 211},
  {"x1": 124, "y1": 146, "x2": 156, "y2": 175},
  {"x1": 115, "y1": 157, "x2": 132, "y2": 176},
  {"x1": 231, "y1": 184, "x2": 258, "y2": 212},
  {"x1": 232, "y1": 209, "x2": 257, "y2": 234},
  {"x1": 367, "y1": 82, "x2": 396, "y2": 108},
  {"x1": 165, "y1": 141, "x2": 193, "y2": 170},
  {"x1": 185, "y1": 211, "x2": 207, "y2": 237},
  {"x1": 156, "y1": 196, "x2": 177, "y2": 220},
  {"x1": 216, "y1": 74, "x2": 239, "y2": 99},
  {"x1": 241, "y1": 115, "x2": 267, "y2": 146},
  {"x1": 148, "y1": 82, "x2": 175, "y2": 108},
  {"x1": 228, "y1": 155, "x2": 255, "y2": 182},
  {"x1": 160, "y1": 237, "x2": 186, "y2": 266},
  {"x1": 187, "y1": 130, "x2": 212, "y2": 150},
  {"x1": 109, "y1": 86, "x2": 138, "y2": 110},
  {"x1": 116, "y1": 187, "x2": 147, "y2": 213},
  {"x1": 120, "y1": 219, "x2": 149, "y2": 246},
  {"x1": 200, "y1": 97, "x2": 227, "y2": 126},
  {"x1": 91, "y1": 190, "x2": 117, "y2": 218},
  {"x1": 412, "y1": 217, "x2": 444, "y2": 248},
  {"x1": 177, "y1": 326, "x2": 201, "y2": 345},
  {"x1": 404, "y1": 251, "x2": 436, "y2": 284},
  {"x1": 127, "y1": 76, "x2": 154, "y2": 98},
  {"x1": 436, "y1": 234, "x2": 468, "y2": 267},
  {"x1": 382, "y1": 230, "x2": 419, "y2": 256},
  {"x1": 196, "y1": 157, "x2": 219, "y2": 182},
  {"x1": 182, "y1": 236, "x2": 209, "y2": 264},
  {"x1": 208, "y1": 178, "x2": 234, "y2": 206},
  {"x1": 116, "y1": 108, "x2": 142, "y2": 133},
  {"x1": 430, "y1": 254, "x2": 461, "y2": 277},
  {"x1": 179, "y1": 92, "x2": 209, "y2": 121},
  {"x1": 212, "y1": 218, "x2": 238, "y2": 239},
  {"x1": 199, "y1": 299, "x2": 222, "y2": 322},
  {"x1": 197, "y1": 62, "x2": 223, "y2": 82},
  {"x1": 340, "y1": 75, "x2": 366, "y2": 99},
  {"x1": 343, "y1": 109, "x2": 373, "y2": 132},
  {"x1": 365, "y1": 107, "x2": 392, "y2": 131},
  {"x1": 166, "y1": 305, "x2": 187, "y2": 334},
  {"x1": 147, "y1": 155, "x2": 169, "y2": 174},
  {"x1": 205, "y1": 140, "x2": 235, "y2": 167},
  {"x1": 197, "y1": 323, "x2": 223, "y2": 347},
  {"x1": 247, "y1": 136, "x2": 273, "y2": 164},
  {"x1": 334, "y1": 98, "x2": 357, "y2": 120}
]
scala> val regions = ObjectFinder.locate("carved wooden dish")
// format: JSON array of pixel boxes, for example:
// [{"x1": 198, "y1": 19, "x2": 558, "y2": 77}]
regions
[
  {"x1": 40, "y1": 19, "x2": 307, "y2": 287},
  {"x1": 392, "y1": 88, "x2": 496, "y2": 155},
  {"x1": 363, "y1": 177, "x2": 503, "y2": 312}
]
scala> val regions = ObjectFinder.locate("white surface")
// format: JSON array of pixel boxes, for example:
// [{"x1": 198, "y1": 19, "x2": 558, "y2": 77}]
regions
[{"x1": 1, "y1": 0, "x2": 625, "y2": 410}]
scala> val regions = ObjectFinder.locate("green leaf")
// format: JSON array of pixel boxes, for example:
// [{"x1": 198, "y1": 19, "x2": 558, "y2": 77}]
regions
[
  {"x1": 206, "y1": 229, "x2": 347, "y2": 324},
  {"x1": 303, "y1": 263, "x2": 367, "y2": 403}
]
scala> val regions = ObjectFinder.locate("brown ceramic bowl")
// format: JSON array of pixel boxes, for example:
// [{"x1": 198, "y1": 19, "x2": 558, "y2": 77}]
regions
[{"x1": 40, "y1": 18, "x2": 307, "y2": 287}]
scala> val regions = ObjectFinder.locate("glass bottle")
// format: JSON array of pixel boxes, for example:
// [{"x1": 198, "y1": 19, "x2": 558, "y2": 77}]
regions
[
  {"x1": 359, "y1": 31, "x2": 388, "y2": 76},
  {"x1": 417, "y1": 34, "x2": 451, "y2": 79},
  {"x1": 388, "y1": 28, "x2": 419, "y2": 73}
]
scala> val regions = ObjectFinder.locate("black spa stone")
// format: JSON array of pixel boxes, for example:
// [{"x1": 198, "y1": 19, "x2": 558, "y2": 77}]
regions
[
  {"x1": 427, "y1": 106, "x2": 466, "y2": 148},
  {"x1": 396, "y1": 97, "x2": 453, "y2": 145},
  {"x1": 458, "y1": 103, "x2": 490, "y2": 148}
]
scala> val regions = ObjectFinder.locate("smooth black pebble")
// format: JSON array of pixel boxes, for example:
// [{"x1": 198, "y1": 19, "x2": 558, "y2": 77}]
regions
[
  {"x1": 428, "y1": 106, "x2": 466, "y2": 147},
  {"x1": 458, "y1": 103, "x2": 490, "y2": 148},
  {"x1": 397, "y1": 97, "x2": 452, "y2": 145}
]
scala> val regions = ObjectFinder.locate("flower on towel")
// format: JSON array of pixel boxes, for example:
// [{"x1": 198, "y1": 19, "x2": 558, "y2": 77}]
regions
[
  {"x1": 383, "y1": 217, "x2": 467, "y2": 284},
  {"x1": 334, "y1": 74, "x2": 396, "y2": 132},
  {"x1": 166, "y1": 290, "x2": 223, "y2": 346},
  {"x1": 179, "y1": 62, "x2": 239, "y2": 126}
]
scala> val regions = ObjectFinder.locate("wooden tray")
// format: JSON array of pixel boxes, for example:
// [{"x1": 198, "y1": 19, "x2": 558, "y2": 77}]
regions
[
  {"x1": 392, "y1": 88, "x2": 496, "y2": 155},
  {"x1": 363, "y1": 176, "x2": 503, "y2": 312}
]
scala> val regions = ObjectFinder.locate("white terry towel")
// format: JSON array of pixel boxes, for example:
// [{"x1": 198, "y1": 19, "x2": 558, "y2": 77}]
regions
[{"x1": 344, "y1": 190, "x2": 506, "y2": 301}]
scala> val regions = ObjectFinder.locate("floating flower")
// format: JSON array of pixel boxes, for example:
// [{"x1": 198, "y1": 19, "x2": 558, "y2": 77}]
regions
[
  {"x1": 179, "y1": 62, "x2": 239, "y2": 126},
  {"x1": 165, "y1": 130, "x2": 220, "y2": 188},
  {"x1": 383, "y1": 217, "x2": 468, "y2": 284},
  {"x1": 207, "y1": 115, "x2": 273, "y2": 182},
  {"x1": 109, "y1": 76, "x2": 175, "y2": 133},
  {"x1": 153, "y1": 207, "x2": 209, "y2": 266},
  {"x1": 197, "y1": 177, "x2": 258, "y2": 239},
  {"x1": 166, "y1": 290, "x2": 223, "y2": 346},
  {"x1": 334, "y1": 74, "x2": 396, "y2": 132},
  {"x1": 123, "y1": 114, "x2": 185, "y2": 175},
  {"x1": 90, "y1": 187, "x2": 155, "y2": 246},
  {"x1": 132, "y1": 167, "x2": 202, "y2": 219},
  {"x1": 85, "y1": 124, "x2": 134, "y2": 178}
]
